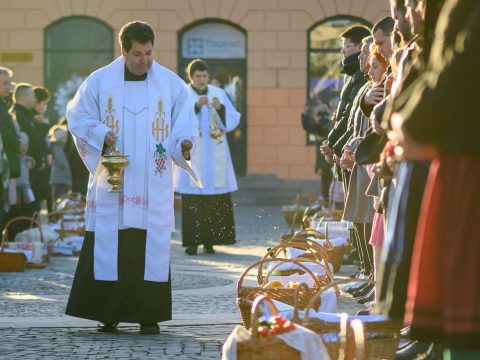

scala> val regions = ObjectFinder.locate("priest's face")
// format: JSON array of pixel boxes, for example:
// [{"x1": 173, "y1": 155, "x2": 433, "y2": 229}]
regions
[
  {"x1": 191, "y1": 70, "x2": 209, "y2": 91},
  {"x1": 122, "y1": 41, "x2": 153, "y2": 76}
]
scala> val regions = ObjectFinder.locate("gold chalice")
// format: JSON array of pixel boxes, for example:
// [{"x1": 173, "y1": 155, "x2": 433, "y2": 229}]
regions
[{"x1": 101, "y1": 146, "x2": 129, "y2": 193}]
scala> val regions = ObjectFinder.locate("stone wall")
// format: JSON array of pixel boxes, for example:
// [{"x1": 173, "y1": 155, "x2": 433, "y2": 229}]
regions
[{"x1": 0, "y1": 0, "x2": 390, "y2": 179}]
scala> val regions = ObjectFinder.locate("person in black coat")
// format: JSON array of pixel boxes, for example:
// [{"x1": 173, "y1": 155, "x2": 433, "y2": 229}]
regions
[
  {"x1": 12, "y1": 83, "x2": 51, "y2": 211},
  {"x1": 320, "y1": 25, "x2": 370, "y2": 193},
  {"x1": 0, "y1": 68, "x2": 22, "y2": 181},
  {"x1": 301, "y1": 98, "x2": 333, "y2": 201}
]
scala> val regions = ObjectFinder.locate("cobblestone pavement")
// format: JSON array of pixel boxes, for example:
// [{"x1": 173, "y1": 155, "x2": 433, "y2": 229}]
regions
[
  {"x1": 0, "y1": 205, "x2": 362, "y2": 359},
  {"x1": 1, "y1": 325, "x2": 231, "y2": 359}
]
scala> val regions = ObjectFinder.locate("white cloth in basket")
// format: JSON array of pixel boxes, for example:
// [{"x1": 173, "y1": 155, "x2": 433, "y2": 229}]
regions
[
  {"x1": 222, "y1": 324, "x2": 330, "y2": 360},
  {"x1": 3, "y1": 245, "x2": 34, "y2": 262},
  {"x1": 258, "y1": 288, "x2": 337, "y2": 320},
  {"x1": 14, "y1": 225, "x2": 60, "y2": 243},
  {"x1": 52, "y1": 235, "x2": 84, "y2": 255},
  {"x1": 306, "y1": 236, "x2": 349, "y2": 248},
  {"x1": 266, "y1": 259, "x2": 333, "y2": 275}
]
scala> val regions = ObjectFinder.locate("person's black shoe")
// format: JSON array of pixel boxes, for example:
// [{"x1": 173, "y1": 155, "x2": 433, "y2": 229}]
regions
[
  {"x1": 97, "y1": 322, "x2": 118, "y2": 333},
  {"x1": 185, "y1": 246, "x2": 198, "y2": 255},
  {"x1": 400, "y1": 325, "x2": 411, "y2": 338},
  {"x1": 353, "y1": 283, "x2": 374, "y2": 298},
  {"x1": 356, "y1": 288, "x2": 375, "y2": 304},
  {"x1": 139, "y1": 323, "x2": 160, "y2": 335},
  {"x1": 343, "y1": 250, "x2": 359, "y2": 265},
  {"x1": 204, "y1": 245, "x2": 215, "y2": 254},
  {"x1": 356, "y1": 309, "x2": 371, "y2": 315},
  {"x1": 347, "y1": 280, "x2": 369, "y2": 294},
  {"x1": 395, "y1": 341, "x2": 436, "y2": 360}
]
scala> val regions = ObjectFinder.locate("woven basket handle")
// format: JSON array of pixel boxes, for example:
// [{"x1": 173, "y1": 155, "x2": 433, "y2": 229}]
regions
[
  {"x1": 293, "y1": 282, "x2": 310, "y2": 322},
  {"x1": 260, "y1": 241, "x2": 333, "y2": 282},
  {"x1": 237, "y1": 258, "x2": 324, "y2": 292},
  {"x1": 1, "y1": 216, "x2": 45, "y2": 248},
  {"x1": 304, "y1": 278, "x2": 375, "y2": 321},
  {"x1": 290, "y1": 211, "x2": 302, "y2": 232},
  {"x1": 310, "y1": 213, "x2": 326, "y2": 230},
  {"x1": 250, "y1": 295, "x2": 280, "y2": 337},
  {"x1": 262, "y1": 240, "x2": 329, "y2": 264},
  {"x1": 344, "y1": 319, "x2": 365, "y2": 360}
]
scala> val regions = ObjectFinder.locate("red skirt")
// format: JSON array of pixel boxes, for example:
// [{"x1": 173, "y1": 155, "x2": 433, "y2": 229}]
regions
[{"x1": 405, "y1": 154, "x2": 480, "y2": 348}]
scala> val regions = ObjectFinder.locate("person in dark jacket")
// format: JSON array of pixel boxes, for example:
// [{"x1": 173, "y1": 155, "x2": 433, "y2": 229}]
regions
[
  {"x1": 12, "y1": 83, "x2": 51, "y2": 212},
  {"x1": 0, "y1": 68, "x2": 23, "y2": 182},
  {"x1": 301, "y1": 98, "x2": 333, "y2": 201},
  {"x1": 320, "y1": 25, "x2": 370, "y2": 192}
]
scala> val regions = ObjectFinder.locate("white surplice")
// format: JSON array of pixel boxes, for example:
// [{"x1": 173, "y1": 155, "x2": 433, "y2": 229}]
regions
[
  {"x1": 174, "y1": 84, "x2": 240, "y2": 195},
  {"x1": 66, "y1": 57, "x2": 198, "y2": 283}
]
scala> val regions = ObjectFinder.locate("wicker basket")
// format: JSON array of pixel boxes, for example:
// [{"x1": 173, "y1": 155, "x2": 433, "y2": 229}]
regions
[
  {"x1": 237, "y1": 257, "x2": 328, "y2": 329},
  {"x1": 0, "y1": 250, "x2": 27, "y2": 272},
  {"x1": 282, "y1": 206, "x2": 307, "y2": 228},
  {"x1": 260, "y1": 240, "x2": 334, "y2": 293},
  {"x1": 237, "y1": 240, "x2": 334, "y2": 329},
  {"x1": 1, "y1": 216, "x2": 48, "y2": 269},
  {"x1": 295, "y1": 279, "x2": 402, "y2": 360},
  {"x1": 44, "y1": 210, "x2": 85, "y2": 238},
  {"x1": 55, "y1": 191, "x2": 86, "y2": 211},
  {"x1": 285, "y1": 224, "x2": 350, "y2": 273},
  {"x1": 236, "y1": 295, "x2": 301, "y2": 360},
  {"x1": 0, "y1": 217, "x2": 31, "y2": 271}
]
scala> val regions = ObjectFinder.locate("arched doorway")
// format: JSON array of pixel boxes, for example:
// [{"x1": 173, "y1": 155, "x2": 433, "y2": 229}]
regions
[
  {"x1": 178, "y1": 20, "x2": 247, "y2": 176},
  {"x1": 44, "y1": 16, "x2": 114, "y2": 121},
  {"x1": 306, "y1": 16, "x2": 371, "y2": 144}
]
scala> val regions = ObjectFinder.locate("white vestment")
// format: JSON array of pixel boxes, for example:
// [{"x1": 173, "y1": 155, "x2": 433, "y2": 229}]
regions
[
  {"x1": 66, "y1": 57, "x2": 198, "y2": 282},
  {"x1": 174, "y1": 84, "x2": 240, "y2": 195}
]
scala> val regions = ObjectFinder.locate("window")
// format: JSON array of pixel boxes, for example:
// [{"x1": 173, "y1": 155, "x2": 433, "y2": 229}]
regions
[{"x1": 44, "y1": 16, "x2": 113, "y2": 120}]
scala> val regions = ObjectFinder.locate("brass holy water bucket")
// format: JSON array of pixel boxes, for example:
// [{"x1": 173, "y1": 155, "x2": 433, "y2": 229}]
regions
[{"x1": 101, "y1": 149, "x2": 129, "y2": 192}]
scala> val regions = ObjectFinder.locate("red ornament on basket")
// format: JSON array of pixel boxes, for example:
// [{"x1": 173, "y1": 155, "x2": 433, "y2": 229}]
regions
[{"x1": 257, "y1": 315, "x2": 296, "y2": 337}]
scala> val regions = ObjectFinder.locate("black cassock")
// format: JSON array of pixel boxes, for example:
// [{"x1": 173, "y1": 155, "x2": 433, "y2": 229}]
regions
[{"x1": 65, "y1": 229, "x2": 171, "y2": 323}]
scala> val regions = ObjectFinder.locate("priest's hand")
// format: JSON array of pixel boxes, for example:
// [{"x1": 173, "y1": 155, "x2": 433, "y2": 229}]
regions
[
  {"x1": 104, "y1": 131, "x2": 116, "y2": 147},
  {"x1": 212, "y1": 97, "x2": 222, "y2": 110},
  {"x1": 182, "y1": 150, "x2": 191, "y2": 161}
]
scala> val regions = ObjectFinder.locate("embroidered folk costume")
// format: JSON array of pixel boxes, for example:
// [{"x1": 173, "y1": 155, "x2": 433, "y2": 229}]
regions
[
  {"x1": 65, "y1": 57, "x2": 198, "y2": 324},
  {"x1": 175, "y1": 83, "x2": 241, "y2": 252}
]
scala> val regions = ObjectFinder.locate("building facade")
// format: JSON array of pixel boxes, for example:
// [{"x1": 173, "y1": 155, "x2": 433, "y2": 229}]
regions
[{"x1": 0, "y1": 0, "x2": 389, "y2": 179}]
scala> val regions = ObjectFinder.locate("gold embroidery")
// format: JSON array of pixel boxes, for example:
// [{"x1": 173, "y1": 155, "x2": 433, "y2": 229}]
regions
[
  {"x1": 104, "y1": 96, "x2": 119, "y2": 134},
  {"x1": 152, "y1": 99, "x2": 169, "y2": 141}
]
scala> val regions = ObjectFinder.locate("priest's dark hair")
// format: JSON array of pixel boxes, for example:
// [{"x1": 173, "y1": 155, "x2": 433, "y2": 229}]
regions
[
  {"x1": 372, "y1": 16, "x2": 395, "y2": 36},
  {"x1": 119, "y1": 21, "x2": 155, "y2": 52},
  {"x1": 341, "y1": 25, "x2": 371, "y2": 45},
  {"x1": 186, "y1": 59, "x2": 209, "y2": 80}
]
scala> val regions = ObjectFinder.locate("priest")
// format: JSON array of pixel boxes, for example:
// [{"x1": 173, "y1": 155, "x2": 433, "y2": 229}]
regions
[
  {"x1": 65, "y1": 21, "x2": 198, "y2": 335},
  {"x1": 175, "y1": 59, "x2": 241, "y2": 255}
]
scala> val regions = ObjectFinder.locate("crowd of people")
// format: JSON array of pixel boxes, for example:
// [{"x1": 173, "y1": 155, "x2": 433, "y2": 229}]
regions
[
  {"x1": 0, "y1": 72, "x2": 77, "y2": 238},
  {"x1": 302, "y1": 0, "x2": 479, "y2": 358}
]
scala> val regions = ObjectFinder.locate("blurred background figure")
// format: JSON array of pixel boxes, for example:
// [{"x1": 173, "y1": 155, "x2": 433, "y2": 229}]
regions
[
  {"x1": 48, "y1": 124, "x2": 72, "y2": 203},
  {"x1": 301, "y1": 96, "x2": 333, "y2": 203}
]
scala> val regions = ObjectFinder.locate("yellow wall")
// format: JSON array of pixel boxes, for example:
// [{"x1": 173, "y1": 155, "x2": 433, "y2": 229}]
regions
[{"x1": 0, "y1": 0, "x2": 390, "y2": 179}]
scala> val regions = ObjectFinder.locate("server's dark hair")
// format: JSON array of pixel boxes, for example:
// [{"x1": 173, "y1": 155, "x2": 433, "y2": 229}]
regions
[{"x1": 187, "y1": 59, "x2": 209, "y2": 79}]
